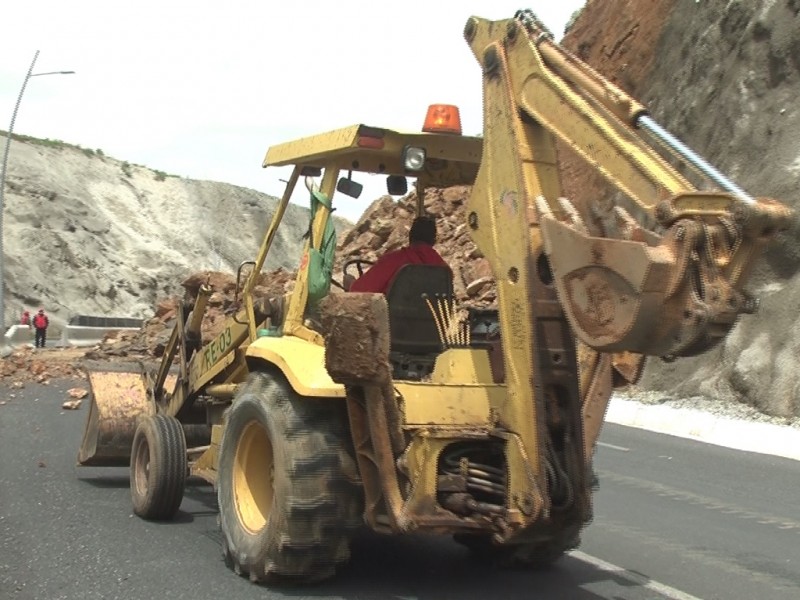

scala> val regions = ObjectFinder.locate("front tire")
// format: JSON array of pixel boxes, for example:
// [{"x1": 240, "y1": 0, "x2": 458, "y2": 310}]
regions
[
  {"x1": 130, "y1": 414, "x2": 187, "y2": 520},
  {"x1": 217, "y1": 370, "x2": 362, "y2": 584}
]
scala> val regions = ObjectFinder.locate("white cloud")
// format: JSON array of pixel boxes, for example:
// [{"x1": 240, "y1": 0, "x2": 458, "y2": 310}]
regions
[{"x1": 1, "y1": 1, "x2": 585, "y2": 220}]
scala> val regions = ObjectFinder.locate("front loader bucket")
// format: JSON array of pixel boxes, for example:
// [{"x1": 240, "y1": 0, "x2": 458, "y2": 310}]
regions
[{"x1": 77, "y1": 364, "x2": 161, "y2": 467}]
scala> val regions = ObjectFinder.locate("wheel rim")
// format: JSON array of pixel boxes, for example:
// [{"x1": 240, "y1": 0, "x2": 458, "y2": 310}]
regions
[
  {"x1": 133, "y1": 434, "x2": 150, "y2": 497},
  {"x1": 233, "y1": 420, "x2": 274, "y2": 534}
]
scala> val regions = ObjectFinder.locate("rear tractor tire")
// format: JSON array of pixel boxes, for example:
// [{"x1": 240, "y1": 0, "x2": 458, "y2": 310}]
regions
[
  {"x1": 130, "y1": 414, "x2": 188, "y2": 520},
  {"x1": 217, "y1": 370, "x2": 362, "y2": 585}
]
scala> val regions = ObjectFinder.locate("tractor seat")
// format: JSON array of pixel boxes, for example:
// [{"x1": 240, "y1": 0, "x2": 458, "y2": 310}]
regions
[{"x1": 384, "y1": 264, "x2": 453, "y2": 355}]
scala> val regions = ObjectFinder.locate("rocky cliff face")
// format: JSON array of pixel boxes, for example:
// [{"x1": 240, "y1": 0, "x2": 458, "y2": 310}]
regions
[
  {"x1": 1, "y1": 135, "x2": 341, "y2": 332},
  {"x1": 561, "y1": 0, "x2": 800, "y2": 418}
]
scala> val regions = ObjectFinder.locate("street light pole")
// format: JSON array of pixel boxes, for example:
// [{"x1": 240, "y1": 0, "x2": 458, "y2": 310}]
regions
[{"x1": 0, "y1": 50, "x2": 74, "y2": 340}]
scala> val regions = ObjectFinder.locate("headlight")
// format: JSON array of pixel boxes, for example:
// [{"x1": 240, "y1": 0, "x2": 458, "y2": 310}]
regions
[{"x1": 403, "y1": 146, "x2": 426, "y2": 171}]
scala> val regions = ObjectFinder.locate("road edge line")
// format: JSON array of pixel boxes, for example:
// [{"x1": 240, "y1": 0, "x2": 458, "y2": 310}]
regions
[{"x1": 571, "y1": 549, "x2": 703, "y2": 600}]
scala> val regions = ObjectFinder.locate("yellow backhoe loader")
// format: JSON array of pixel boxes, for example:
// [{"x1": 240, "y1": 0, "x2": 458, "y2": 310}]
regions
[{"x1": 77, "y1": 10, "x2": 792, "y2": 585}]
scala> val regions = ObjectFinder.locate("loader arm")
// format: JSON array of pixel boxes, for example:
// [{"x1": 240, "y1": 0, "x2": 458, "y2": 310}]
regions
[
  {"x1": 78, "y1": 165, "x2": 322, "y2": 466},
  {"x1": 160, "y1": 166, "x2": 304, "y2": 418}
]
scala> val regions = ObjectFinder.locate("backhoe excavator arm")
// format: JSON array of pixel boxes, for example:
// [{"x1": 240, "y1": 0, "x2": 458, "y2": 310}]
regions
[
  {"x1": 462, "y1": 12, "x2": 792, "y2": 505},
  {"x1": 466, "y1": 12, "x2": 792, "y2": 360}
]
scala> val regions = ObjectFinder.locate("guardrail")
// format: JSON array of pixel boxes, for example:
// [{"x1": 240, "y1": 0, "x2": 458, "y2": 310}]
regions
[
  {"x1": 3, "y1": 324, "x2": 34, "y2": 346},
  {"x1": 3, "y1": 315, "x2": 144, "y2": 350},
  {"x1": 60, "y1": 324, "x2": 141, "y2": 347},
  {"x1": 68, "y1": 315, "x2": 143, "y2": 328},
  {"x1": 62, "y1": 315, "x2": 144, "y2": 347}
]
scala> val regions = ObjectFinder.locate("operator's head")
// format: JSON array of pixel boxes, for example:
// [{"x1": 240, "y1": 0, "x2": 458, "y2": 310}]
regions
[{"x1": 409, "y1": 216, "x2": 437, "y2": 246}]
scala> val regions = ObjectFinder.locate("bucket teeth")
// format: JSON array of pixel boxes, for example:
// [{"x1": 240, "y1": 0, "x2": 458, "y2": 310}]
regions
[
  {"x1": 534, "y1": 195, "x2": 553, "y2": 219},
  {"x1": 613, "y1": 206, "x2": 644, "y2": 241},
  {"x1": 536, "y1": 195, "x2": 589, "y2": 236},
  {"x1": 557, "y1": 197, "x2": 588, "y2": 234}
]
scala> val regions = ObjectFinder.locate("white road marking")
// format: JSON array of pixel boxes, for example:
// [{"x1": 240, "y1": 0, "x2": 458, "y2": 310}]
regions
[
  {"x1": 571, "y1": 550, "x2": 703, "y2": 600},
  {"x1": 597, "y1": 441, "x2": 630, "y2": 452}
]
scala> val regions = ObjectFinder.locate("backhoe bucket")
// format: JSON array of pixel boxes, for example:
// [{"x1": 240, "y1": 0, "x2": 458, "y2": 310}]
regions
[{"x1": 77, "y1": 364, "x2": 164, "y2": 467}]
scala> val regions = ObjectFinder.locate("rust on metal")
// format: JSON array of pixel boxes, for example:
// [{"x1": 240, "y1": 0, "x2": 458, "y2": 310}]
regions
[
  {"x1": 77, "y1": 368, "x2": 177, "y2": 466},
  {"x1": 78, "y1": 370, "x2": 153, "y2": 466},
  {"x1": 318, "y1": 293, "x2": 392, "y2": 385}
]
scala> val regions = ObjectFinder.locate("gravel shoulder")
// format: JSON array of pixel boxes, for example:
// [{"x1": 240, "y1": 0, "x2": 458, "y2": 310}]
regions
[{"x1": 617, "y1": 386, "x2": 800, "y2": 430}]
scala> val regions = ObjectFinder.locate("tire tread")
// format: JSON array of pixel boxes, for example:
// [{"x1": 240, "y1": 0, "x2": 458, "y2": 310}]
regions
[
  {"x1": 130, "y1": 414, "x2": 187, "y2": 521},
  {"x1": 218, "y1": 371, "x2": 362, "y2": 584}
]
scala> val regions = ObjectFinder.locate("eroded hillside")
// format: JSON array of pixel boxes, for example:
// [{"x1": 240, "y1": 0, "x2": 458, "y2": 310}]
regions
[{"x1": 2, "y1": 136, "x2": 342, "y2": 332}]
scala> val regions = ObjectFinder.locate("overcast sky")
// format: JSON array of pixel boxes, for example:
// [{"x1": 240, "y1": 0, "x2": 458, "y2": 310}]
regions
[{"x1": 0, "y1": 1, "x2": 584, "y2": 221}]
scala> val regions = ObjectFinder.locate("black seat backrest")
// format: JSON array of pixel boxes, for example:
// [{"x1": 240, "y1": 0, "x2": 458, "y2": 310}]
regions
[{"x1": 385, "y1": 264, "x2": 453, "y2": 355}]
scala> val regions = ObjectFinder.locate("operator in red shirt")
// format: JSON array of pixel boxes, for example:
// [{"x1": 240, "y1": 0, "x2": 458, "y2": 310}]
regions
[{"x1": 349, "y1": 216, "x2": 449, "y2": 294}]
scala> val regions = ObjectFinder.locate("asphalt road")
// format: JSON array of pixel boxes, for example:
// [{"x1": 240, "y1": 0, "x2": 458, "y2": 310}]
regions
[{"x1": 1, "y1": 379, "x2": 799, "y2": 599}]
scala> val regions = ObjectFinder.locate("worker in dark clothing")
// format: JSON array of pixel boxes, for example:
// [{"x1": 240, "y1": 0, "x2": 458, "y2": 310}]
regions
[
  {"x1": 33, "y1": 309, "x2": 49, "y2": 348},
  {"x1": 349, "y1": 216, "x2": 449, "y2": 294}
]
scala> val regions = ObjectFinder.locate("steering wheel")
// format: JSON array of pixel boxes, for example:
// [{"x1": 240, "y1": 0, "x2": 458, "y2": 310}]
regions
[
  {"x1": 343, "y1": 258, "x2": 375, "y2": 279},
  {"x1": 329, "y1": 258, "x2": 375, "y2": 291}
]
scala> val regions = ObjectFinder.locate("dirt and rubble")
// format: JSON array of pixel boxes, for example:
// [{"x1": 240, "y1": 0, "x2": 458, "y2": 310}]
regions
[
  {"x1": 0, "y1": 269, "x2": 297, "y2": 382},
  {"x1": 0, "y1": 184, "x2": 488, "y2": 382},
  {"x1": 0, "y1": 346, "x2": 87, "y2": 385},
  {"x1": 85, "y1": 268, "x2": 298, "y2": 360},
  {"x1": 336, "y1": 187, "x2": 495, "y2": 306}
]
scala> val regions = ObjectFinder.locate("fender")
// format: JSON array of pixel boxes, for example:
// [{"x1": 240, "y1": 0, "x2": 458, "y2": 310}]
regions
[{"x1": 245, "y1": 335, "x2": 345, "y2": 398}]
